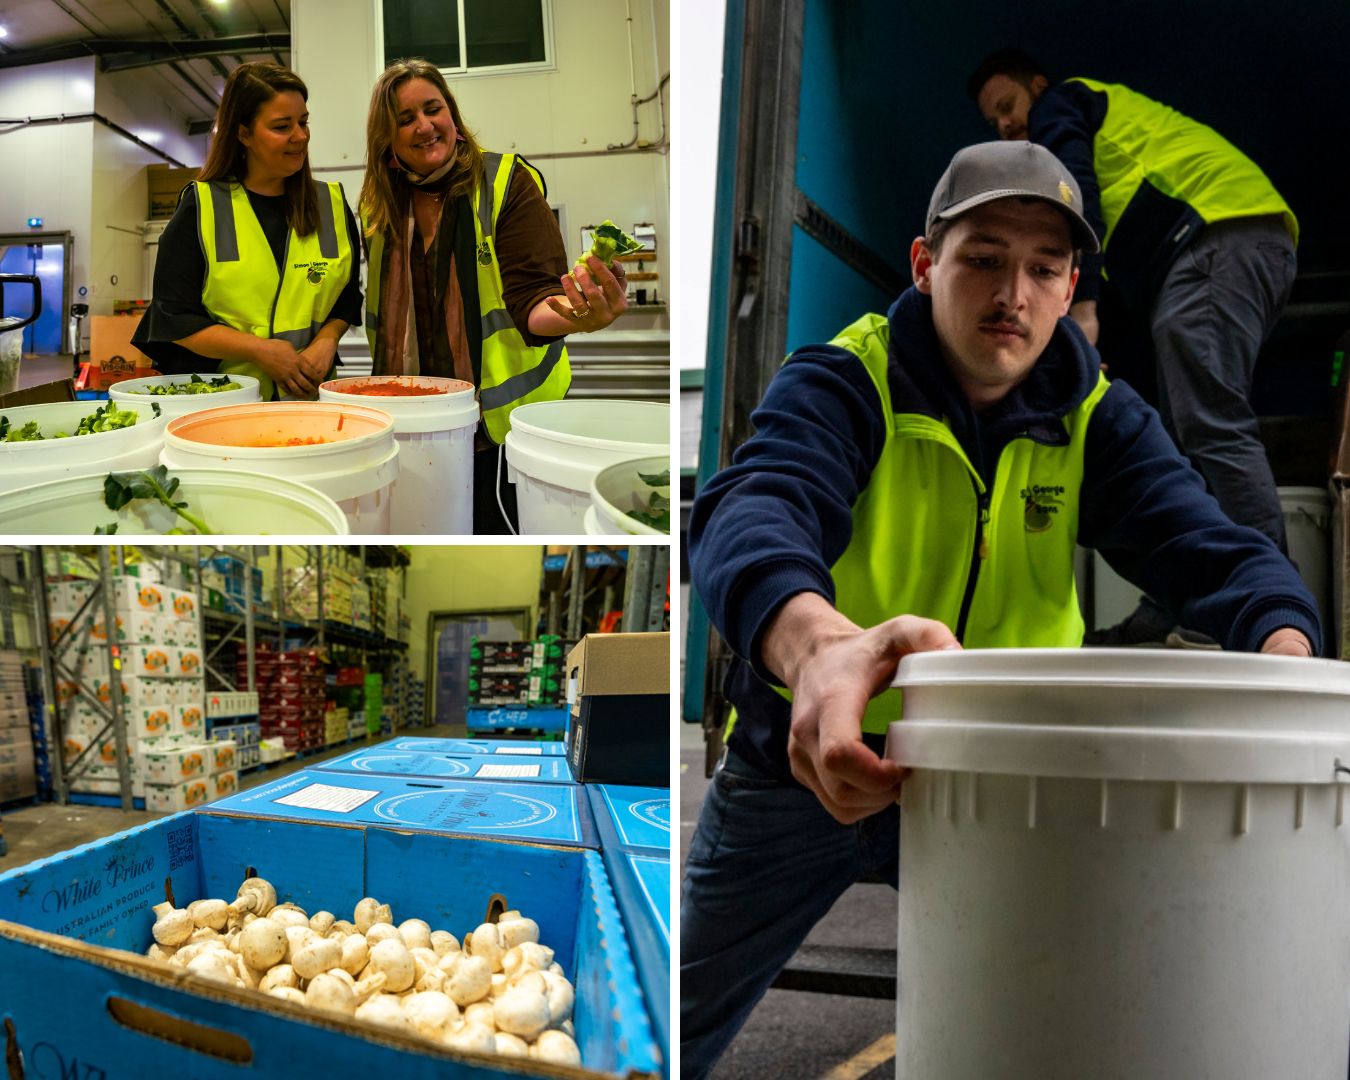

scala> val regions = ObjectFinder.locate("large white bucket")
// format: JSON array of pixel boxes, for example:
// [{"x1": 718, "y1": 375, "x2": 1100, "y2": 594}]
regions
[
  {"x1": 886, "y1": 648, "x2": 1350, "y2": 1079},
  {"x1": 160, "y1": 402, "x2": 399, "y2": 535},
  {"x1": 319, "y1": 375, "x2": 478, "y2": 534},
  {"x1": 0, "y1": 467, "x2": 348, "y2": 535},
  {"x1": 587, "y1": 454, "x2": 671, "y2": 536},
  {"x1": 1091, "y1": 486, "x2": 1334, "y2": 643},
  {"x1": 504, "y1": 399, "x2": 669, "y2": 534},
  {"x1": 110, "y1": 373, "x2": 262, "y2": 415},
  {"x1": 0, "y1": 400, "x2": 166, "y2": 493}
]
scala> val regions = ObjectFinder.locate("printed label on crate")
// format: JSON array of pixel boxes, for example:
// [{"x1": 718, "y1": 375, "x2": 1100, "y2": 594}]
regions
[
  {"x1": 386, "y1": 737, "x2": 565, "y2": 755},
  {"x1": 474, "y1": 763, "x2": 543, "y2": 779},
  {"x1": 495, "y1": 747, "x2": 542, "y2": 755},
  {"x1": 275, "y1": 782, "x2": 379, "y2": 814}
]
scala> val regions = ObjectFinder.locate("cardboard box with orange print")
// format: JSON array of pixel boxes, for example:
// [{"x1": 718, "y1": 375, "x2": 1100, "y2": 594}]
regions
[
  {"x1": 111, "y1": 578, "x2": 165, "y2": 615},
  {"x1": 141, "y1": 743, "x2": 207, "y2": 784},
  {"x1": 125, "y1": 643, "x2": 173, "y2": 678},
  {"x1": 144, "y1": 775, "x2": 211, "y2": 813},
  {"x1": 174, "y1": 646, "x2": 204, "y2": 679},
  {"x1": 174, "y1": 701, "x2": 205, "y2": 740},
  {"x1": 88, "y1": 314, "x2": 156, "y2": 391},
  {"x1": 166, "y1": 588, "x2": 197, "y2": 621}
]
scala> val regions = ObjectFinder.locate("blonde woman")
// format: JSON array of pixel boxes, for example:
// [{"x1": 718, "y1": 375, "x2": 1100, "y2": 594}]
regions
[
  {"x1": 360, "y1": 58, "x2": 627, "y2": 533},
  {"x1": 134, "y1": 62, "x2": 360, "y2": 400}
]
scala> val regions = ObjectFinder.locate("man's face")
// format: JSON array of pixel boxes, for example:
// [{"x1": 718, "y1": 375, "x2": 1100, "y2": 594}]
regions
[
  {"x1": 911, "y1": 199, "x2": 1078, "y2": 409},
  {"x1": 976, "y1": 73, "x2": 1047, "y2": 140}
]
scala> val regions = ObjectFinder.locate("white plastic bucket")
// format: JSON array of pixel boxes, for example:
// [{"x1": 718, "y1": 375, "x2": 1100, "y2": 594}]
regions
[
  {"x1": 319, "y1": 375, "x2": 478, "y2": 534},
  {"x1": 0, "y1": 468, "x2": 349, "y2": 535},
  {"x1": 0, "y1": 400, "x2": 167, "y2": 493},
  {"x1": 160, "y1": 402, "x2": 399, "y2": 534},
  {"x1": 886, "y1": 648, "x2": 1350, "y2": 1079},
  {"x1": 587, "y1": 454, "x2": 670, "y2": 536},
  {"x1": 1281, "y1": 485, "x2": 1331, "y2": 643},
  {"x1": 504, "y1": 399, "x2": 669, "y2": 534},
  {"x1": 110, "y1": 373, "x2": 262, "y2": 415}
]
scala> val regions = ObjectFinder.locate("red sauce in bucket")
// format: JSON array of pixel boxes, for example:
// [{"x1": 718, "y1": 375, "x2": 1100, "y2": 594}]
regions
[
  {"x1": 251, "y1": 436, "x2": 329, "y2": 447},
  {"x1": 340, "y1": 381, "x2": 449, "y2": 396}
]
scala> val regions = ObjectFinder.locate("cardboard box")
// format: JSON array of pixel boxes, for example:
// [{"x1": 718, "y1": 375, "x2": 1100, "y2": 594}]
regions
[
  {"x1": 174, "y1": 701, "x2": 205, "y2": 739},
  {"x1": 0, "y1": 811, "x2": 661, "y2": 1077},
  {"x1": 144, "y1": 777, "x2": 212, "y2": 812},
  {"x1": 147, "y1": 162, "x2": 199, "y2": 218},
  {"x1": 566, "y1": 633, "x2": 669, "y2": 787},
  {"x1": 206, "y1": 770, "x2": 597, "y2": 848},
  {"x1": 141, "y1": 743, "x2": 207, "y2": 784},
  {"x1": 113, "y1": 578, "x2": 166, "y2": 614},
  {"x1": 313, "y1": 748, "x2": 574, "y2": 784},
  {"x1": 88, "y1": 314, "x2": 155, "y2": 390},
  {"x1": 125, "y1": 643, "x2": 173, "y2": 678},
  {"x1": 587, "y1": 785, "x2": 671, "y2": 857},
  {"x1": 208, "y1": 740, "x2": 237, "y2": 774},
  {"x1": 384, "y1": 736, "x2": 566, "y2": 755}
]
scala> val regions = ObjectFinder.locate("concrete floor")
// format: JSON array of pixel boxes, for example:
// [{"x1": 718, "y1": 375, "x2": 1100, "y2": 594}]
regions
[
  {"x1": 0, "y1": 723, "x2": 476, "y2": 868},
  {"x1": 679, "y1": 719, "x2": 898, "y2": 1080}
]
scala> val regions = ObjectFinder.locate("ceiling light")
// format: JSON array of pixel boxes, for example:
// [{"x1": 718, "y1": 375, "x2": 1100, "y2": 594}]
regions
[
  {"x1": 0, "y1": 26, "x2": 9, "y2": 39},
  {"x1": 136, "y1": 130, "x2": 163, "y2": 144}
]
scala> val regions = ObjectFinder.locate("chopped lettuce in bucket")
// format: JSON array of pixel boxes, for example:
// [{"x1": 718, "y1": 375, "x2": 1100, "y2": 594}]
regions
[
  {"x1": 131, "y1": 374, "x2": 242, "y2": 395},
  {"x1": 626, "y1": 469, "x2": 670, "y2": 533},
  {"x1": 0, "y1": 400, "x2": 154, "y2": 441}
]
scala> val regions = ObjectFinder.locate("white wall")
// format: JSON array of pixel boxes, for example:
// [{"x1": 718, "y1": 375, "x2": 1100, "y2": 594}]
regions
[
  {"x1": 96, "y1": 67, "x2": 206, "y2": 172},
  {"x1": 293, "y1": 0, "x2": 670, "y2": 304},
  {"x1": 0, "y1": 59, "x2": 96, "y2": 302}
]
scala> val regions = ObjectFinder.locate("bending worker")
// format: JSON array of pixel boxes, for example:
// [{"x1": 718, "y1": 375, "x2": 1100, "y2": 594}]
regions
[
  {"x1": 681, "y1": 140, "x2": 1319, "y2": 1078},
  {"x1": 359, "y1": 58, "x2": 629, "y2": 534},
  {"x1": 968, "y1": 50, "x2": 1299, "y2": 645},
  {"x1": 134, "y1": 62, "x2": 360, "y2": 400}
]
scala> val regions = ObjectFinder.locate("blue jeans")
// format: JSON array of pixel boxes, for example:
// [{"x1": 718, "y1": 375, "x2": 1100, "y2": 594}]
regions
[{"x1": 679, "y1": 749, "x2": 899, "y2": 1079}]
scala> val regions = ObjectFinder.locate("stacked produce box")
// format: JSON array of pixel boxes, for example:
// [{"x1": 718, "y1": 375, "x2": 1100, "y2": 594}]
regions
[
  {"x1": 530, "y1": 635, "x2": 578, "y2": 706},
  {"x1": 467, "y1": 639, "x2": 531, "y2": 706},
  {"x1": 0, "y1": 649, "x2": 35, "y2": 803},
  {"x1": 364, "y1": 673, "x2": 384, "y2": 734},
  {"x1": 207, "y1": 690, "x2": 261, "y2": 771},
  {"x1": 369, "y1": 568, "x2": 389, "y2": 637},
  {"x1": 49, "y1": 577, "x2": 227, "y2": 808},
  {"x1": 284, "y1": 565, "x2": 352, "y2": 624},
  {"x1": 201, "y1": 555, "x2": 266, "y2": 617},
  {"x1": 351, "y1": 580, "x2": 372, "y2": 633},
  {"x1": 245, "y1": 644, "x2": 324, "y2": 752},
  {"x1": 391, "y1": 668, "x2": 425, "y2": 728},
  {"x1": 25, "y1": 663, "x2": 51, "y2": 799}
]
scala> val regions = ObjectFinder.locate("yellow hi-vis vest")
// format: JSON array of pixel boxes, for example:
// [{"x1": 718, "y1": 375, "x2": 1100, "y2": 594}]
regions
[
  {"x1": 728, "y1": 313, "x2": 1110, "y2": 739},
  {"x1": 196, "y1": 180, "x2": 353, "y2": 401},
  {"x1": 363, "y1": 152, "x2": 571, "y2": 444},
  {"x1": 1067, "y1": 77, "x2": 1298, "y2": 249}
]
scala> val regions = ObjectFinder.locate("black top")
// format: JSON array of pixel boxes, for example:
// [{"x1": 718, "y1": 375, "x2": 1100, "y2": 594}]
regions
[{"x1": 131, "y1": 183, "x2": 364, "y2": 375}]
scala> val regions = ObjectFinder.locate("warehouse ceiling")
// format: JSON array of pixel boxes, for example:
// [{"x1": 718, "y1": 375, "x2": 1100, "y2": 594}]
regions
[{"x1": 0, "y1": 0, "x2": 291, "y2": 130}]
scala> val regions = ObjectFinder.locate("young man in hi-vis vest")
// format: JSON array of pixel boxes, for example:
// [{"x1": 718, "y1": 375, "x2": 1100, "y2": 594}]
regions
[{"x1": 681, "y1": 141, "x2": 1318, "y2": 1079}]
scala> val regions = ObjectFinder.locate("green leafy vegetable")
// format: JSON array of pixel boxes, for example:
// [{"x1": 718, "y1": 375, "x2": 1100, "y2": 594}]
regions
[
  {"x1": 131, "y1": 374, "x2": 242, "y2": 395},
  {"x1": 102, "y1": 465, "x2": 213, "y2": 535},
  {"x1": 576, "y1": 219, "x2": 644, "y2": 270},
  {"x1": 3, "y1": 420, "x2": 43, "y2": 443},
  {"x1": 2, "y1": 400, "x2": 150, "y2": 443},
  {"x1": 626, "y1": 469, "x2": 671, "y2": 533}
]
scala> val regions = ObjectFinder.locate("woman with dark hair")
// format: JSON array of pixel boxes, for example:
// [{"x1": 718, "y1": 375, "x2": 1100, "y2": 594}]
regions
[
  {"x1": 134, "y1": 62, "x2": 361, "y2": 400},
  {"x1": 360, "y1": 58, "x2": 628, "y2": 533}
]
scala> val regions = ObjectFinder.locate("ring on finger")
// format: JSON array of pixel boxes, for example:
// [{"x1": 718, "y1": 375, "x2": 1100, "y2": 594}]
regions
[{"x1": 571, "y1": 306, "x2": 591, "y2": 319}]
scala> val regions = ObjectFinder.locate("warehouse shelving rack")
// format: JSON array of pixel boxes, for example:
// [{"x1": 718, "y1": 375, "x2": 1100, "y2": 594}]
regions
[{"x1": 0, "y1": 547, "x2": 44, "y2": 820}]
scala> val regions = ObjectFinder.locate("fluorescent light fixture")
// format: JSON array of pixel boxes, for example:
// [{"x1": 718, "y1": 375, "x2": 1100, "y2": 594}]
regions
[
  {"x1": 135, "y1": 130, "x2": 163, "y2": 144},
  {"x1": 0, "y1": 26, "x2": 8, "y2": 39}
]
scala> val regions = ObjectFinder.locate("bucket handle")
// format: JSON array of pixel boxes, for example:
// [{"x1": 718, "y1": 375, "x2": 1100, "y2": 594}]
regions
[{"x1": 497, "y1": 443, "x2": 517, "y2": 536}]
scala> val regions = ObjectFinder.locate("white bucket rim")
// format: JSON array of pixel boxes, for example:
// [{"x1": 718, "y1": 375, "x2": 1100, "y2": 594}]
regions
[
  {"x1": 319, "y1": 376, "x2": 479, "y2": 434},
  {"x1": 504, "y1": 400, "x2": 669, "y2": 494},
  {"x1": 0, "y1": 399, "x2": 168, "y2": 455},
  {"x1": 0, "y1": 466, "x2": 350, "y2": 535},
  {"x1": 506, "y1": 398, "x2": 670, "y2": 454},
  {"x1": 588, "y1": 454, "x2": 670, "y2": 536},
  {"x1": 163, "y1": 401, "x2": 395, "y2": 461},
  {"x1": 110, "y1": 373, "x2": 263, "y2": 407}
]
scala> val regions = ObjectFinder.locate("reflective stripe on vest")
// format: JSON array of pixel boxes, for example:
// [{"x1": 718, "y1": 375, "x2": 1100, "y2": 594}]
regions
[
  {"x1": 197, "y1": 180, "x2": 352, "y2": 400},
  {"x1": 363, "y1": 151, "x2": 571, "y2": 443},
  {"x1": 764, "y1": 313, "x2": 1109, "y2": 736},
  {"x1": 1067, "y1": 78, "x2": 1298, "y2": 248}
]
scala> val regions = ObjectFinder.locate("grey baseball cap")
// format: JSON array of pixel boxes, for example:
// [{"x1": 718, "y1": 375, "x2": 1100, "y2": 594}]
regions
[{"x1": 926, "y1": 140, "x2": 1101, "y2": 253}]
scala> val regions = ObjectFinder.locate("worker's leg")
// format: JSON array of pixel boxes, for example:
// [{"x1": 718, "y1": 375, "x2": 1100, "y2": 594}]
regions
[
  {"x1": 1150, "y1": 215, "x2": 1296, "y2": 553},
  {"x1": 680, "y1": 748, "x2": 898, "y2": 1079}
]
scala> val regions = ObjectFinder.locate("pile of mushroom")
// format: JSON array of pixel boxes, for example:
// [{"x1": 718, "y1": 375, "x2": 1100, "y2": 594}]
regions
[{"x1": 145, "y1": 877, "x2": 581, "y2": 1066}]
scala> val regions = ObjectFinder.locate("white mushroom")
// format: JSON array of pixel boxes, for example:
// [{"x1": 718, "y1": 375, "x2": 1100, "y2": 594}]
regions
[
  {"x1": 490, "y1": 973, "x2": 510, "y2": 999},
  {"x1": 282, "y1": 925, "x2": 314, "y2": 965},
  {"x1": 367, "y1": 938, "x2": 415, "y2": 993},
  {"x1": 340, "y1": 933, "x2": 370, "y2": 976},
  {"x1": 503, "y1": 942, "x2": 555, "y2": 980},
  {"x1": 146, "y1": 943, "x2": 177, "y2": 963},
  {"x1": 444, "y1": 1022, "x2": 496, "y2": 1054},
  {"x1": 463, "y1": 1001, "x2": 496, "y2": 1029},
  {"x1": 429, "y1": 930, "x2": 461, "y2": 957},
  {"x1": 495, "y1": 1032, "x2": 530, "y2": 1057},
  {"x1": 469, "y1": 923, "x2": 505, "y2": 973},
  {"x1": 445, "y1": 954, "x2": 492, "y2": 1006},
  {"x1": 270, "y1": 908, "x2": 309, "y2": 930},
  {"x1": 258, "y1": 965, "x2": 299, "y2": 994},
  {"x1": 185, "y1": 950, "x2": 238, "y2": 986},
  {"x1": 228, "y1": 877, "x2": 276, "y2": 919},
  {"x1": 187, "y1": 898, "x2": 230, "y2": 931},
  {"x1": 497, "y1": 917, "x2": 539, "y2": 949},
  {"x1": 186, "y1": 927, "x2": 220, "y2": 945},
  {"x1": 414, "y1": 966, "x2": 448, "y2": 994},
  {"x1": 234, "y1": 953, "x2": 264, "y2": 990},
  {"x1": 403, "y1": 991, "x2": 459, "y2": 1039},
  {"x1": 305, "y1": 972, "x2": 357, "y2": 1015},
  {"x1": 292, "y1": 934, "x2": 342, "y2": 980},
  {"x1": 151, "y1": 902, "x2": 193, "y2": 946},
  {"x1": 531, "y1": 1029, "x2": 582, "y2": 1066},
  {"x1": 494, "y1": 983, "x2": 550, "y2": 1038},
  {"x1": 396, "y1": 918, "x2": 432, "y2": 951},
  {"x1": 540, "y1": 970, "x2": 575, "y2": 1025},
  {"x1": 268, "y1": 987, "x2": 307, "y2": 1005},
  {"x1": 309, "y1": 910, "x2": 336, "y2": 936},
  {"x1": 353, "y1": 897, "x2": 393, "y2": 934},
  {"x1": 327, "y1": 968, "x2": 356, "y2": 989},
  {"x1": 354, "y1": 993, "x2": 410, "y2": 1032},
  {"x1": 238, "y1": 917, "x2": 287, "y2": 970},
  {"x1": 329, "y1": 919, "x2": 356, "y2": 937},
  {"x1": 366, "y1": 922, "x2": 402, "y2": 946}
]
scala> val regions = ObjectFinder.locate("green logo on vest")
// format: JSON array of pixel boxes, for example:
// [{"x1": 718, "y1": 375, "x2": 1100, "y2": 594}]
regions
[
  {"x1": 293, "y1": 260, "x2": 330, "y2": 285},
  {"x1": 477, "y1": 241, "x2": 492, "y2": 266},
  {"x1": 1021, "y1": 484, "x2": 1066, "y2": 532}
]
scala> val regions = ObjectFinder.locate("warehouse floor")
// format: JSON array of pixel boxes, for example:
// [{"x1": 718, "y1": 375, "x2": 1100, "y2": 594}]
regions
[{"x1": 0, "y1": 723, "x2": 479, "y2": 867}]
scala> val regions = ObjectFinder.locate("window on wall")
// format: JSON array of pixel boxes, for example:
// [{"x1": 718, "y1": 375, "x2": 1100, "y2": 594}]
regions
[{"x1": 382, "y1": 0, "x2": 553, "y2": 75}]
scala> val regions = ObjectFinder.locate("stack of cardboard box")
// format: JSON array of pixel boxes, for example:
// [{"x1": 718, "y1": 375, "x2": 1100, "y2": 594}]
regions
[
  {"x1": 0, "y1": 650, "x2": 34, "y2": 803},
  {"x1": 246, "y1": 645, "x2": 324, "y2": 752}
]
